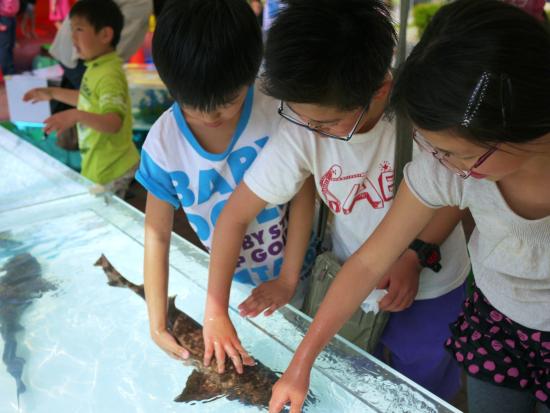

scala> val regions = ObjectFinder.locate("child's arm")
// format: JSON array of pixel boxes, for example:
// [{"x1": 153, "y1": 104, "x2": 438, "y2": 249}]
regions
[
  {"x1": 268, "y1": 182, "x2": 438, "y2": 413},
  {"x1": 376, "y1": 206, "x2": 465, "y2": 312},
  {"x1": 238, "y1": 176, "x2": 316, "y2": 317},
  {"x1": 23, "y1": 86, "x2": 123, "y2": 135},
  {"x1": 203, "y1": 182, "x2": 274, "y2": 374},
  {"x1": 23, "y1": 87, "x2": 79, "y2": 106},
  {"x1": 144, "y1": 192, "x2": 190, "y2": 360},
  {"x1": 43, "y1": 110, "x2": 122, "y2": 136}
]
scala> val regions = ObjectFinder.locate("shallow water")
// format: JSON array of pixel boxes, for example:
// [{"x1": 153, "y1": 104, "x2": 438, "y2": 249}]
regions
[
  {"x1": 0, "y1": 209, "x2": 372, "y2": 412},
  {"x1": 0, "y1": 126, "x2": 459, "y2": 413},
  {"x1": 0, "y1": 131, "x2": 87, "y2": 213}
]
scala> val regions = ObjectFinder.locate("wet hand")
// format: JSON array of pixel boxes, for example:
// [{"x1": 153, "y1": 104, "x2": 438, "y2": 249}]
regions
[
  {"x1": 43, "y1": 109, "x2": 79, "y2": 135},
  {"x1": 238, "y1": 278, "x2": 297, "y2": 317},
  {"x1": 378, "y1": 250, "x2": 421, "y2": 312},
  {"x1": 203, "y1": 314, "x2": 255, "y2": 374},
  {"x1": 23, "y1": 87, "x2": 52, "y2": 103},
  {"x1": 269, "y1": 364, "x2": 310, "y2": 413},
  {"x1": 151, "y1": 328, "x2": 190, "y2": 361}
]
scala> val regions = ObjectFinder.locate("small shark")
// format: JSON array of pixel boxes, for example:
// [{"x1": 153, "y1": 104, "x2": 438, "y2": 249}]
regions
[
  {"x1": 0, "y1": 253, "x2": 56, "y2": 405},
  {"x1": 95, "y1": 254, "x2": 293, "y2": 408}
]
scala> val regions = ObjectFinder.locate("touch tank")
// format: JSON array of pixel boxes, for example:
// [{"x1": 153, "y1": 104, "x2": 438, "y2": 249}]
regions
[{"x1": 0, "y1": 127, "x2": 461, "y2": 412}]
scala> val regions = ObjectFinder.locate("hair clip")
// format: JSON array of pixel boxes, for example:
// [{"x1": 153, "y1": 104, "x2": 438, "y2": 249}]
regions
[
  {"x1": 461, "y1": 71, "x2": 491, "y2": 128},
  {"x1": 500, "y1": 73, "x2": 513, "y2": 130}
]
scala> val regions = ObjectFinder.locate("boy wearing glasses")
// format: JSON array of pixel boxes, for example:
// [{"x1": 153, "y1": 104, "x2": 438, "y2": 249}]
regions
[
  {"x1": 136, "y1": 0, "x2": 315, "y2": 367},
  {"x1": 204, "y1": 0, "x2": 471, "y2": 403}
]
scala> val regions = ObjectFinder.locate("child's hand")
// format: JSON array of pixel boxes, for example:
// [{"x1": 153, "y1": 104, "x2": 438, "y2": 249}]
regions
[
  {"x1": 203, "y1": 314, "x2": 255, "y2": 374},
  {"x1": 44, "y1": 109, "x2": 79, "y2": 135},
  {"x1": 238, "y1": 277, "x2": 298, "y2": 317},
  {"x1": 269, "y1": 361, "x2": 311, "y2": 413},
  {"x1": 0, "y1": 24, "x2": 7, "y2": 32},
  {"x1": 23, "y1": 88, "x2": 52, "y2": 103},
  {"x1": 151, "y1": 328, "x2": 190, "y2": 361},
  {"x1": 377, "y1": 249, "x2": 421, "y2": 312}
]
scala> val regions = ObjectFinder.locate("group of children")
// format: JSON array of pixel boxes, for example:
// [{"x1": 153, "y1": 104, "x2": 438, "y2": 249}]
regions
[{"x1": 19, "y1": 0, "x2": 550, "y2": 412}]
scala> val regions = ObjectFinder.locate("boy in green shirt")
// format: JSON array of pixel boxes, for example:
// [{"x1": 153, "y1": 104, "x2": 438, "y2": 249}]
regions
[{"x1": 23, "y1": 0, "x2": 139, "y2": 197}]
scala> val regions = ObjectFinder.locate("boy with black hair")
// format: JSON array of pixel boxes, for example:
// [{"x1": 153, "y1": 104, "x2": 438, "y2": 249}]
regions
[
  {"x1": 135, "y1": 0, "x2": 314, "y2": 369},
  {"x1": 23, "y1": 0, "x2": 139, "y2": 197},
  {"x1": 205, "y1": 0, "x2": 471, "y2": 406}
]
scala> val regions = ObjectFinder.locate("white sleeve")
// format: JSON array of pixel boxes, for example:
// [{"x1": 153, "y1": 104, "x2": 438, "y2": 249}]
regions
[
  {"x1": 115, "y1": 0, "x2": 153, "y2": 61},
  {"x1": 404, "y1": 151, "x2": 464, "y2": 208},
  {"x1": 49, "y1": 17, "x2": 79, "y2": 68},
  {"x1": 244, "y1": 123, "x2": 312, "y2": 205}
]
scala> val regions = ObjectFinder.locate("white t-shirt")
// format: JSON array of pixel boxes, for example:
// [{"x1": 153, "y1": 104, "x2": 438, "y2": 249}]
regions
[
  {"x1": 245, "y1": 117, "x2": 471, "y2": 300},
  {"x1": 405, "y1": 152, "x2": 550, "y2": 330},
  {"x1": 136, "y1": 87, "x2": 312, "y2": 286},
  {"x1": 262, "y1": 0, "x2": 283, "y2": 32}
]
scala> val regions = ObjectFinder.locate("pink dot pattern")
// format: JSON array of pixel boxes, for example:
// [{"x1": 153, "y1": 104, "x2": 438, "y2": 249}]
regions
[{"x1": 445, "y1": 285, "x2": 550, "y2": 409}]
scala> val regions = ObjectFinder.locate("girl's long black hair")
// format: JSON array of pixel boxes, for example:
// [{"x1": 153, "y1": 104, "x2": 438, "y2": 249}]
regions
[{"x1": 391, "y1": 0, "x2": 550, "y2": 145}]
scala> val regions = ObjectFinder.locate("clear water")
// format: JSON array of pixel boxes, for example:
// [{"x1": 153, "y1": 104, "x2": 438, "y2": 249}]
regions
[
  {"x1": 0, "y1": 129, "x2": 87, "y2": 213},
  {"x1": 0, "y1": 209, "x2": 370, "y2": 412},
  {"x1": 0, "y1": 126, "x2": 460, "y2": 413}
]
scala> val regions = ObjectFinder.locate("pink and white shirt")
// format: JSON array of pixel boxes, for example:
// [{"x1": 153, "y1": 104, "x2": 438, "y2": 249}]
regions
[{"x1": 245, "y1": 116, "x2": 471, "y2": 300}]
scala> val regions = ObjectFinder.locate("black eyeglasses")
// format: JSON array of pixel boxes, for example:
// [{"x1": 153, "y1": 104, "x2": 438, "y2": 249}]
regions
[
  {"x1": 413, "y1": 130, "x2": 498, "y2": 179},
  {"x1": 278, "y1": 101, "x2": 367, "y2": 141}
]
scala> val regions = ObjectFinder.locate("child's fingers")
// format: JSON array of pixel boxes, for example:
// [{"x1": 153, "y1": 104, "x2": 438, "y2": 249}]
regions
[
  {"x1": 233, "y1": 339, "x2": 255, "y2": 367},
  {"x1": 238, "y1": 306, "x2": 256, "y2": 317},
  {"x1": 238, "y1": 295, "x2": 258, "y2": 312},
  {"x1": 168, "y1": 348, "x2": 188, "y2": 361},
  {"x1": 268, "y1": 397, "x2": 288, "y2": 413},
  {"x1": 378, "y1": 289, "x2": 398, "y2": 311},
  {"x1": 376, "y1": 274, "x2": 390, "y2": 290},
  {"x1": 23, "y1": 89, "x2": 37, "y2": 101},
  {"x1": 290, "y1": 401, "x2": 304, "y2": 413},
  {"x1": 386, "y1": 288, "x2": 414, "y2": 312},
  {"x1": 44, "y1": 123, "x2": 60, "y2": 136},
  {"x1": 224, "y1": 344, "x2": 243, "y2": 374},
  {"x1": 171, "y1": 343, "x2": 189, "y2": 360},
  {"x1": 214, "y1": 340, "x2": 226, "y2": 374},
  {"x1": 391, "y1": 291, "x2": 407, "y2": 311},
  {"x1": 251, "y1": 301, "x2": 273, "y2": 317},
  {"x1": 245, "y1": 307, "x2": 263, "y2": 318},
  {"x1": 203, "y1": 339, "x2": 214, "y2": 367},
  {"x1": 378, "y1": 289, "x2": 397, "y2": 310},
  {"x1": 263, "y1": 305, "x2": 278, "y2": 317},
  {"x1": 166, "y1": 351, "x2": 181, "y2": 360},
  {"x1": 392, "y1": 291, "x2": 414, "y2": 312},
  {"x1": 240, "y1": 295, "x2": 270, "y2": 317},
  {"x1": 156, "y1": 332, "x2": 189, "y2": 360}
]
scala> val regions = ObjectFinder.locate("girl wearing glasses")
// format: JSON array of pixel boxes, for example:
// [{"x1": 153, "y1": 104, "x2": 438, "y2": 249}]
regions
[{"x1": 269, "y1": 1, "x2": 550, "y2": 412}]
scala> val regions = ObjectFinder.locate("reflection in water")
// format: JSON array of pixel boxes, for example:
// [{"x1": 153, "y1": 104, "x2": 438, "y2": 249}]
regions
[
  {"x1": 0, "y1": 232, "x2": 23, "y2": 251},
  {"x1": 0, "y1": 253, "x2": 56, "y2": 405}
]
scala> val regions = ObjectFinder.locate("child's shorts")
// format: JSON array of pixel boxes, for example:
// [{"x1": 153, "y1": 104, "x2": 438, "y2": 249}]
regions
[
  {"x1": 446, "y1": 284, "x2": 550, "y2": 408},
  {"x1": 90, "y1": 163, "x2": 138, "y2": 199}
]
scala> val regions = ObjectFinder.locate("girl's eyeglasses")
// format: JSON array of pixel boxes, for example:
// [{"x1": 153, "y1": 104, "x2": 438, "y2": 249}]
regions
[
  {"x1": 278, "y1": 101, "x2": 367, "y2": 142},
  {"x1": 413, "y1": 130, "x2": 498, "y2": 179}
]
